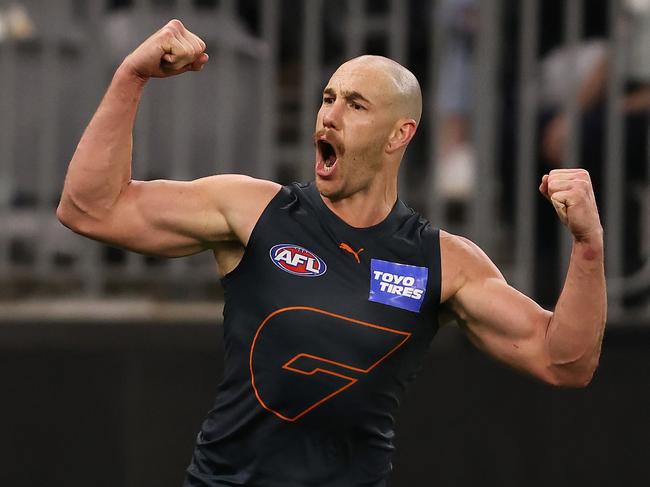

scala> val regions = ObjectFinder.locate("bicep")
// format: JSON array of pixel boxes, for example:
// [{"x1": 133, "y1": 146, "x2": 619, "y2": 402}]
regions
[
  {"x1": 99, "y1": 178, "x2": 227, "y2": 256},
  {"x1": 74, "y1": 175, "x2": 278, "y2": 257},
  {"x1": 442, "y1": 234, "x2": 555, "y2": 383}
]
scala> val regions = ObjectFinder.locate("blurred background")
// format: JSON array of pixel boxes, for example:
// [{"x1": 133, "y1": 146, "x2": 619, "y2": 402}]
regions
[{"x1": 0, "y1": 0, "x2": 648, "y2": 486}]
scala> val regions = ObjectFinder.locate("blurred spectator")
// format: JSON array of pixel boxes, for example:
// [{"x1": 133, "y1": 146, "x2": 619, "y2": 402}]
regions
[
  {"x1": 0, "y1": 2, "x2": 35, "y2": 42},
  {"x1": 539, "y1": 0, "x2": 650, "y2": 173},
  {"x1": 434, "y1": 0, "x2": 479, "y2": 205},
  {"x1": 539, "y1": 39, "x2": 608, "y2": 165},
  {"x1": 535, "y1": 0, "x2": 649, "y2": 304}
]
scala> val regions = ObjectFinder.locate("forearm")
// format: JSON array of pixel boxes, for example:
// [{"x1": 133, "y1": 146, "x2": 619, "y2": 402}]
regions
[
  {"x1": 546, "y1": 232, "x2": 606, "y2": 380},
  {"x1": 58, "y1": 64, "x2": 146, "y2": 223}
]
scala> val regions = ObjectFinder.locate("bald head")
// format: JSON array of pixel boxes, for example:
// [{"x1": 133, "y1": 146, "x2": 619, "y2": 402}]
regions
[{"x1": 337, "y1": 55, "x2": 422, "y2": 124}]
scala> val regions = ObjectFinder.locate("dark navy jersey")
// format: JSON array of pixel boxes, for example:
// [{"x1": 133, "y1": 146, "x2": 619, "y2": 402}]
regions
[{"x1": 185, "y1": 182, "x2": 441, "y2": 487}]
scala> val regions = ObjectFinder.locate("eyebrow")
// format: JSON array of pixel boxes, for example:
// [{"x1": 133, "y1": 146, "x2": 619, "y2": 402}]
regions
[{"x1": 323, "y1": 87, "x2": 373, "y2": 106}]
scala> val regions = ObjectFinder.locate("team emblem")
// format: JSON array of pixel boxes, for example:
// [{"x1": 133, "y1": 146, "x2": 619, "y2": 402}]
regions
[
  {"x1": 250, "y1": 306, "x2": 411, "y2": 422},
  {"x1": 269, "y1": 244, "x2": 327, "y2": 277}
]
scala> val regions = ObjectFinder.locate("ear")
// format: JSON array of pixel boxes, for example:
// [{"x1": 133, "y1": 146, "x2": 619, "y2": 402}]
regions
[{"x1": 386, "y1": 119, "x2": 417, "y2": 154}]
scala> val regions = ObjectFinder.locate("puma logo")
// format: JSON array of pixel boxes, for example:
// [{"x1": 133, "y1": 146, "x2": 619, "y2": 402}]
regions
[{"x1": 339, "y1": 243, "x2": 364, "y2": 264}]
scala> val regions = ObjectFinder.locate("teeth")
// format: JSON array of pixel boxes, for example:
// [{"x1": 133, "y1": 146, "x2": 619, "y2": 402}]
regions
[{"x1": 323, "y1": 157, "x2": 336, "y2": 170}]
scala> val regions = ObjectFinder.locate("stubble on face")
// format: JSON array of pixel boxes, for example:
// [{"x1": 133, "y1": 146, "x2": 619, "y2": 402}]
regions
[
  {"x1": 314, "y1": 123, "x2": 388, "y2": 201},
  {"x1": 314, "y1": 56, "x2": 421, "y2": 200}
]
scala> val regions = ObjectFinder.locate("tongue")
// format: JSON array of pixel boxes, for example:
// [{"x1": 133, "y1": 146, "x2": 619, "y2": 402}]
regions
[{"x1": 325, "y1": 154, "x2": 336, "y2": 167}]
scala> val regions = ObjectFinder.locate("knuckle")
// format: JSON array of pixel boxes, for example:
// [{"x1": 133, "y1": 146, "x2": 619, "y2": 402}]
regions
[
  {"x1": 193, "y1": 34, "x2": 206, "y2": 50},
  {"x1": 574, "y1": 169, "x2": 588, "y2": 180},
  {"x1": 168, "y1": 19, "x2": 184, "y2": 31}
]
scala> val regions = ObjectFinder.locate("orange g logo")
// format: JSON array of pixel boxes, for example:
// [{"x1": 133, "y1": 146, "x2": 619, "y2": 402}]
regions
[{"x1": 249, "y1": 307, "x2": 411, "y2": 422}]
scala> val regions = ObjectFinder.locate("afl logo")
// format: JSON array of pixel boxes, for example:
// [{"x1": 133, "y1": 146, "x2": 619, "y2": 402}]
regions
[{"x1": 269, "y1": 244, "x2": 327, "y2": 277}]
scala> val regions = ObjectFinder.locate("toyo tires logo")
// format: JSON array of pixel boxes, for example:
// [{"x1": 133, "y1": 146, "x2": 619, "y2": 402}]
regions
[{"x1": 269, "y1": 244, "x2": 327, "y2": 277}]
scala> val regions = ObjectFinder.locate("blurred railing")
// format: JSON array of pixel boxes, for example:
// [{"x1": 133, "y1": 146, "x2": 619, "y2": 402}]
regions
[{"x1": 0, "y1": 0, "x2": 647, "y2": 323}]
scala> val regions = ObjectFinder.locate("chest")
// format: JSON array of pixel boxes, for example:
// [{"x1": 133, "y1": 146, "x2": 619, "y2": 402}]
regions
[
  {"x1": 220, "y1": 203, "x2": 440, "y2": 423},
  {"x1": 242, "y1": 215, "x2": 437, "y2": 331}
]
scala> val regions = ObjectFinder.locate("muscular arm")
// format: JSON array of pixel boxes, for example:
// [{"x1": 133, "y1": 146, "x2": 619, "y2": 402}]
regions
[
  {"x1": 57, "y1": 20, "x2": 280, "y2": 257},
  {"x1": 441, "y1": 169, "x2": 606, "y2": 387}
]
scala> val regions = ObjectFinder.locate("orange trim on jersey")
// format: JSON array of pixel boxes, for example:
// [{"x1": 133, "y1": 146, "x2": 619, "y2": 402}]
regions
[{"x1": 249, "y1": 306, "x2": 411, "y2": 422}]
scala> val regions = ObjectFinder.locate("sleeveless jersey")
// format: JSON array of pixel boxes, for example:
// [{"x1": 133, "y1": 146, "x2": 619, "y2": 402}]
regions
[{"x1": 185, "y1": 182, "x2": 441, "y2": 487}]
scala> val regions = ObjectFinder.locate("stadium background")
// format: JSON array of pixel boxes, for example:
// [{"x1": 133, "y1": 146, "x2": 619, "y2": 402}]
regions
[{"x1": 0, "y1": 0, "x2": 648, "y2": 485}]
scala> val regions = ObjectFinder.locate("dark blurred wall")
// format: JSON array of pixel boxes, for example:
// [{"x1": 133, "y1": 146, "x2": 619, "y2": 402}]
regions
[{"x1": 1, "y1": 321, "x2": 648, "y2": 487}]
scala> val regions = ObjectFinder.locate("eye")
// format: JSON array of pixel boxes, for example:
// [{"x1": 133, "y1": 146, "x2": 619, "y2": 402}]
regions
[
  {"x1": 323, "y1": 96, "x2": 334, "y2": 105},
  {"x1": 349, "y1": 101, "x2": 365, "y2": 111}
]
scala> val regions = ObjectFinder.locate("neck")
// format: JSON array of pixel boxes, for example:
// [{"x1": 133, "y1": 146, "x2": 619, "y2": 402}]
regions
[{"x1": 320, "y1": 176, "x2": 398, "y2": 228}]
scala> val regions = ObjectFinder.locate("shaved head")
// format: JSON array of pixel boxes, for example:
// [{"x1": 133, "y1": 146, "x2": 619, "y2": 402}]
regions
[
  {"x1": 337, "y1": 55, "x2": 422, "y2": 124},
  {"x1": 313, "y1": 54, "x2": 422, "y2": 202}
]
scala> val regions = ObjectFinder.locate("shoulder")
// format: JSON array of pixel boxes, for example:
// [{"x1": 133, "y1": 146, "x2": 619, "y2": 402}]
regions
[
  {"x1": 192, "y1": 174, "x2": 282, "y2": 244},
  {"x1": 439, "y1": 230, "x2": 504, "y2": 304},
  {"x1": 193, "y1": 174, "x2": 281, "y2": 204},
  {"x1": 191, "y1": 175, "x2": 281, "y2": 217}
]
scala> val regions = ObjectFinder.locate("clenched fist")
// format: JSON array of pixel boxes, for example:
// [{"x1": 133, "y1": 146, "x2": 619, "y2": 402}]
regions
[
  {"x1": 123, "y1": 19, "x2": 208, "y2": 80},
  {"x1": 539, "y1": 169, "x2": 603, "y2": 242}
]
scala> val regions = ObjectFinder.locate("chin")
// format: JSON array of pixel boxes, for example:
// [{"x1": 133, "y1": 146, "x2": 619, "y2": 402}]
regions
[{"x1": 315, "y1": 178, "x2": 343, "y2": 201}]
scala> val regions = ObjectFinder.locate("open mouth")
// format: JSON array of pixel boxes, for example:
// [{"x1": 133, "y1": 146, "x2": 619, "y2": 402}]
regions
[{"x1": 317, "y1": 140, "x2": 338, "y2": 172}]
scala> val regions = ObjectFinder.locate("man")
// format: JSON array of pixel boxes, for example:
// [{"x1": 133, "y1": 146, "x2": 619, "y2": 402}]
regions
[{"x1": 57, "y1": 20, "x2": 606, "y2": 487}]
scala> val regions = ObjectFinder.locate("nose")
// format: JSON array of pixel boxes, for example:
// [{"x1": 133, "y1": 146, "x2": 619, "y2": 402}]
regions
[{"x1": 321, "y1": 100, "x2": 343, "y2": 130}]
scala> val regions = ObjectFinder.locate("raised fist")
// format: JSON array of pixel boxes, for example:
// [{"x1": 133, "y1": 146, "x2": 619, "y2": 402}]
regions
[
  {"x1": 539, "y1": 169, "x2": 603, "y2": 242},
  {"x1": 123, "y1": 19, "x2": 208, "y2": 80}
]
